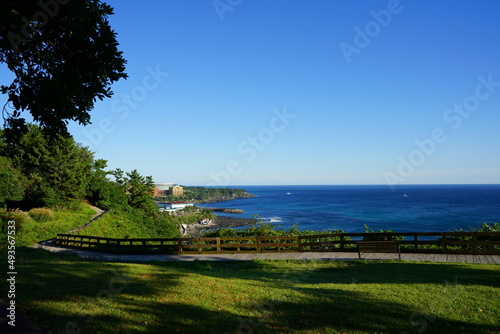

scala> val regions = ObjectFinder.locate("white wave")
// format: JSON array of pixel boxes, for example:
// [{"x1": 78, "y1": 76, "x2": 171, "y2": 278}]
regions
[{"x1": 261, "y1": 217, "x2": 283, "y2": 223}]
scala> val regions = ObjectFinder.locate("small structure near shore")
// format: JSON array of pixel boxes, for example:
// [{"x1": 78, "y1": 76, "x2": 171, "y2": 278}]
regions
[{"x1": 158, "y1": 202, "x2": 193, "y2": 213}]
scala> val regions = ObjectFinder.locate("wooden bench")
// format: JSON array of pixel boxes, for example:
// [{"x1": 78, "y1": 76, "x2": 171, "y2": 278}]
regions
[{"x1": 357, "y1": 241, "x2": 401, "y2": 260}]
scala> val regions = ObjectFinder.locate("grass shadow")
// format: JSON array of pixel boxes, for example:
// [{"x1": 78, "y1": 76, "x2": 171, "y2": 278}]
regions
[{"x1": 7, "y1": 249, "x2": 500, "y2": 334}]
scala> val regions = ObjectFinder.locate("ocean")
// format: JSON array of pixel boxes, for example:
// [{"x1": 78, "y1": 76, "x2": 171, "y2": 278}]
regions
[{"x1": 197, "y1": 185, "x2": 500, "y2": 233}]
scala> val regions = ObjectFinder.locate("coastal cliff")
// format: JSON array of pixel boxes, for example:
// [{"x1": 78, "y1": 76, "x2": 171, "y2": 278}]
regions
[{"x1": 200, "y1": 192, "x2": 256, "y2": 204}]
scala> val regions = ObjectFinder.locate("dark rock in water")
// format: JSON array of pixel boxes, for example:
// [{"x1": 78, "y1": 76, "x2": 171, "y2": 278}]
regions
[
  {"x1": 204, "y1": 207, "x2": 245, "y2": 214},
  {"x1": 214, "y1": 216, "x2": 254, "y2": 227}
]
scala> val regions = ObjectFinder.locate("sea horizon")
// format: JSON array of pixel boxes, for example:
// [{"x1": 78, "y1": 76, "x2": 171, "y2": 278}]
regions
[
  {"x1": 198, "y1": 183, "x2": 500, "y2": 187},
  {"x1": 197, "y1": 184, "x2": 500, "y2": 233}
]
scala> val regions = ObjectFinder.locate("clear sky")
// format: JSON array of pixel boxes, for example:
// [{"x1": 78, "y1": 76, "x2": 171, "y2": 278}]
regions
[{"x1": 4, "y1": 0, "x2": 500, "y2": 186}]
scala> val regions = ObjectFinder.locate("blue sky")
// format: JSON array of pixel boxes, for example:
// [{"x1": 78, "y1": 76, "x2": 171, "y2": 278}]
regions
[{"x1": 4, "y1": 0, "x2": 500, "y2": 186}]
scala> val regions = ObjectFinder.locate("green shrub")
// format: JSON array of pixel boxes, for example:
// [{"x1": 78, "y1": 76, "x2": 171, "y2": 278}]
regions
[
  {"x1": 446, "y1": 223, "x2": 500, "y2": 251},
  {"x1": 476, "y1": 222, "x2": 500, "y2": 232},
  {"x1": 28, "y1": 208, "x2": 54, "y2": 222},
  {"x1": 363, "y1": 224, "x2": 406, "y2": 241},
  {"x1": 76, "y1": 206, "x2": 181, "y2": 239},
  {"x1": 1, "y1": 209, "x2": 31, "y2": 246},
  {"x1": 48, "y1": 199, "x2": 87, "y2": 212}
]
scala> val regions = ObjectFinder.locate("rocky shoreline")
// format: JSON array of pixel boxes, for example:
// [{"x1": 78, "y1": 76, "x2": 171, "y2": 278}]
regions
[
  {"x1": 214, "y1": 215, "x2": 255, "y2": 227},
  {"x1": 181, "y1": 191, "x2": 257, "y2": 236},
  {"x1": 182, "y1": 216, "x2": 255, "y2": 236},
  {"x1": 202, "y1": 207, "x2": 245, "y2": 214}
]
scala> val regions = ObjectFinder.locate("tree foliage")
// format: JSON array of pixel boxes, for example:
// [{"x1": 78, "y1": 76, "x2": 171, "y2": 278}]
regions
[
  {"x1": 87, "y1": 159, "x2": 128, "y2": 210},
  {"x1": 0, "y1": 155, "x2": 26, "y2": 207},
  {"x1": 111, "y1": 168, "x2": 158, "y2": 217},
  {"x1": 1, "y1": 124, "x2": 94, "y2": 207},
  {"x1": 0, "y1": 0, "x2": 127, "y2": 138},
  {"x1": 158, "y1": 186, "x2": 252, "y2": 203}
]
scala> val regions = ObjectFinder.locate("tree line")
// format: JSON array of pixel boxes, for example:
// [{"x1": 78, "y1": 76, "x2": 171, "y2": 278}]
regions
[
  {"x1": 0, "y1": 124, "x2": 158, "y2": 215},
  {"x1": 158, "y1": 186, "x2": 252, "y2": 203}
]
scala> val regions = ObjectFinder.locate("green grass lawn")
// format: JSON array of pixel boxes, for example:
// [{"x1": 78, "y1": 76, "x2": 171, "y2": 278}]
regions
[
  {"x1": 3, "y1": 248, "x2": 499, "y2": 334},
  {"x1": 74, "y1": 209, "x2": 180, "y2": 239},
  {"x1": 14, "y1": 205, "x2": 96, "y2": 247}
]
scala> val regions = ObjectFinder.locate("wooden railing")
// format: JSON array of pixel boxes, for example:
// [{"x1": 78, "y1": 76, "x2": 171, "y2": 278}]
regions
[{"x1": 55, "y1": 231, "x2": 500, "y2": 255}]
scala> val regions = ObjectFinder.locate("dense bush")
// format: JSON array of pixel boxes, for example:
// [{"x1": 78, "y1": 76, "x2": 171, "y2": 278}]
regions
[
  {"x1": 0, "y1": 156, "x2": 27, "y2": 208},
  {"x1": 363, "y1": 224, "x2": 406, "y2": 241},
  {"x1": 444, "y1": 223, "x2": 500, "y2": 251},
  {"x1": 0, "y1": 209, "x2": 31, "y2": 244},
  {"x1": 476, "y1": 222, "x2": 500, "y2": 232},
  {"x1": 88, "y1": 177, "x2": 128, "y2": 211},
  {"x1": 1, "y1": 125, "x2": 94, "y2": 208},
  {"x1": 28, "y1": 208, "x2": 54, "y2": 222},
  {"x1": 201, "y1": 218, "x2": 343, "y2": 238}
]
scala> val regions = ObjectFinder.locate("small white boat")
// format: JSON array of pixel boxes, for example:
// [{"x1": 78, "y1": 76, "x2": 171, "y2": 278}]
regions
[
  {"x1": 286, "y1": 192, "x2": 292, "y2": 195},
  {"x1": 403, "y1": 192, "x2": 408, "y2": 197}
]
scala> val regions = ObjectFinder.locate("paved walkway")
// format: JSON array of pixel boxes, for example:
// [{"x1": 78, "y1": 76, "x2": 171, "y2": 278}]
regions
[
  {"x1": 65, "y1": 206, "x2": 108, "y2": 234},
  {"x1": 33, "y1": 243, "x2": 500, "y2": 264}
]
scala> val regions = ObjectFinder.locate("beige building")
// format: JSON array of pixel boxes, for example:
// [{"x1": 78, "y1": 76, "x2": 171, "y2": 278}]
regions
[
  {"x1": 153, "y1": 183, "x2": 183, "y2": 197},
  {"x1": 169, "y1": 186, "x2": 183, "y2": 196}
]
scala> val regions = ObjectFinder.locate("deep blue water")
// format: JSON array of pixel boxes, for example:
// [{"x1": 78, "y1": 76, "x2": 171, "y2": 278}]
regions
[{"x1": 197, "y1": 185, "x2": 500, "y2": 233}]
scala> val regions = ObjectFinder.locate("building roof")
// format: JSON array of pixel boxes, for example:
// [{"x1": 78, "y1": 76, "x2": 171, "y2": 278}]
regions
[{"x1": 154, "y1": 183, "x2": 180, "y2": 190}]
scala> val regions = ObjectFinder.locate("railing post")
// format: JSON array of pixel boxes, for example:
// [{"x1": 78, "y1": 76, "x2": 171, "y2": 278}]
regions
[
  {"x1": 472, "y1": 232, "x2": 478, "y2": 254},
  {"x1": 441, "y1": 232, "x2": 447, "y2": 254},
  {"x1": 216, "y1": 237, "x2": 221, "y2": 253},
  {"x1": 178, "y1": 239, "x2": 183, "y2": 254},
  {"x1": 297, "y1": 236, "x2": 302, "y2": 252},
  {"x1": 414, "y1": 233, "x2": 418, "y2": 251},
  {"x1": 256, "y1": 237, "x2": 261, "y2": 252}
]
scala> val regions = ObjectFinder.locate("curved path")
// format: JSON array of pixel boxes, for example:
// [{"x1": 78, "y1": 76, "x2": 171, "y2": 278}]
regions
[
  {"x1": 65, "y1": 206, "x2": 107, "y2": 234},
  {"x1": 32, "y1": 243, "x2": 500, "y2": 264},
  {"x1": 36, "y1": 206, "x2": 108, "y2": 248}
]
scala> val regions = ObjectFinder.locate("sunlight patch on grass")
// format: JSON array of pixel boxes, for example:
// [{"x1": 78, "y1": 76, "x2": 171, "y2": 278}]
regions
[{"x1": 16, "y1": 205, "x2": 96, "y2": 246}]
